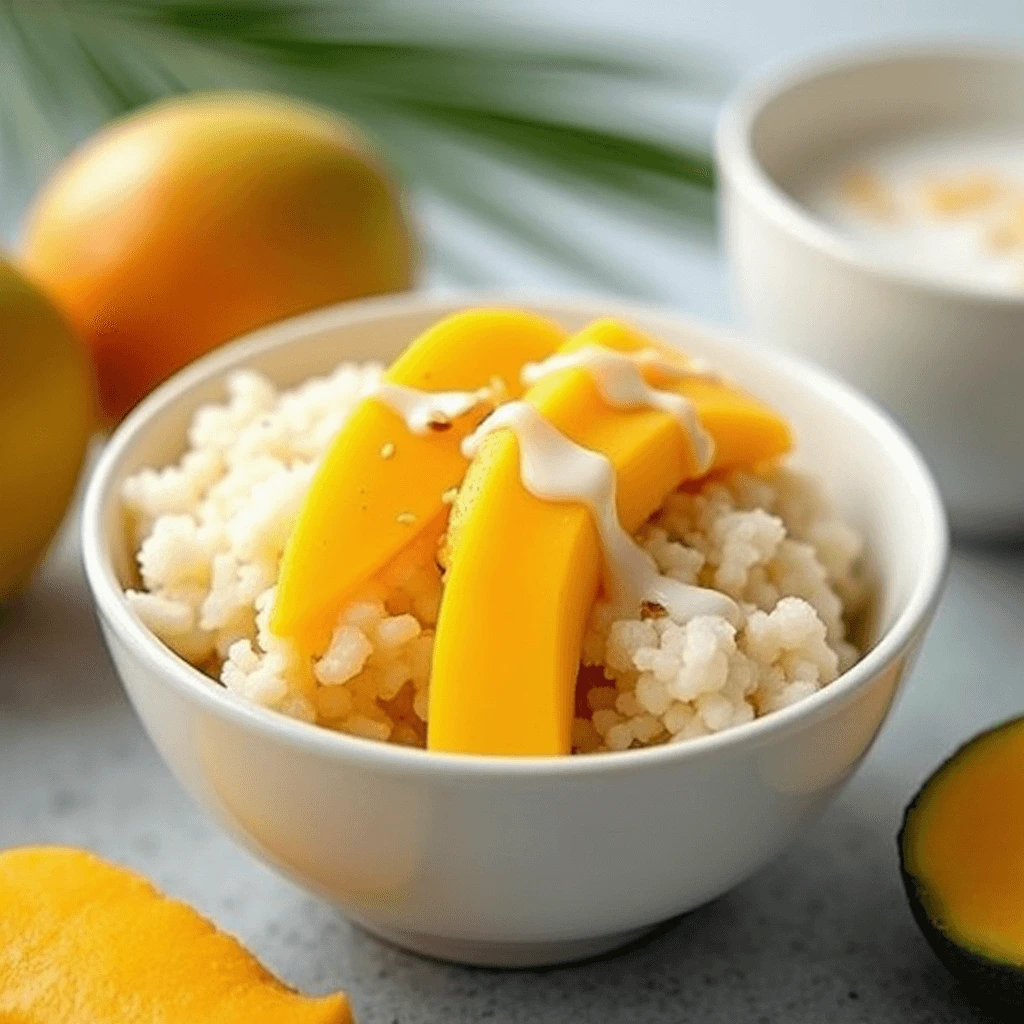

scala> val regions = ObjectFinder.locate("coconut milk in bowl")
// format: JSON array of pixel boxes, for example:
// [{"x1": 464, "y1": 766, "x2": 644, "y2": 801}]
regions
[
  {"x1": 804, "y1": 128, "x2": 1024, "y2": 295},
  {"x1": 718, "y1": 46, "x2": 1024, "y2": 534}
]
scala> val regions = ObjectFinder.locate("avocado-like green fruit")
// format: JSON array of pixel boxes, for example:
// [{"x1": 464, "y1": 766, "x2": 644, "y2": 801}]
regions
[{"x1": 900, "y1": 716, "x2": 1024, "y2": 1009}]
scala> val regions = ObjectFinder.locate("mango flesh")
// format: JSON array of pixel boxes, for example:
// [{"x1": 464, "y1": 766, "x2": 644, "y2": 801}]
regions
[
  {"x1": 22, "y1": 92, "x2": 415, "y2": 421},
  {"x1": 901, "y1": 717, "x2": 1024, "y2": 967},
  {"x1": 271, "y1": 309, "x2": 567, "y2": 652},
  {"x1": 0, "y1": 847, "x2": 351, "y2": 1024},
  {"x1": 429, "y1": 319, "x2": 792, "y2": 756},
  {"x1": 0, "y1": 255, "x2": 94, "y2": 600}
]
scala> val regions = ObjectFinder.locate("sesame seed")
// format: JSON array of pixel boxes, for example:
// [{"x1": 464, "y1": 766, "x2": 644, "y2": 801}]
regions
[
  {"x1": 640, "y1": 600, "x2": 668, "y2": 620},
  {"x1": 380, "y1": 441, "x2": 396, "y2": 459},
  {"x1": 441, "y1": 487, "x2": 459, "y2": 505},
  {"x1": 483, "y1": 375, "x2": 509, "y2": 406},
  {"x1": 396, "y1": 511, "x2": 416, "y2": 525}
]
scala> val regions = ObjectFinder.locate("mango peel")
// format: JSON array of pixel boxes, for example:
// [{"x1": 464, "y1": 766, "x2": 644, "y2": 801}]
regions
[
  {"x1": 22, "y1": 92, "x2": 415, "y2": 422},
  {"x1": 0, "y1": 254, "x2": 94, "y2": 601}
]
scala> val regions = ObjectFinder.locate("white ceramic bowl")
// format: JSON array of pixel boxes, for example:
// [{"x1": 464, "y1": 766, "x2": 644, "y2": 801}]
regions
[
  {"x1": 717, "y1": 45, "x2": 1024, "y2": 535},
  {"x1": 82, "y1": 293, "x2": 947, "y2": 967}
]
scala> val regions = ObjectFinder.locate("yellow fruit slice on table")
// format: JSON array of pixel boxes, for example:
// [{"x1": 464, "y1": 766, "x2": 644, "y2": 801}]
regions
[
  {"x1": 0, "y1": 847, "x2": 351, "y2": 1024},
  {"x1": 428, "y1": 319, "x2": 793, "y2": 756},
  {"x1": 271, "y1": 308, "x2": 567, "y2": 653}
]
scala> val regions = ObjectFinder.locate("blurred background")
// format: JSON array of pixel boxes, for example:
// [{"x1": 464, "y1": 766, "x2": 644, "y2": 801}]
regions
[{"x1": 5, "y1": 0, "x2": 1024, "y2": 322}]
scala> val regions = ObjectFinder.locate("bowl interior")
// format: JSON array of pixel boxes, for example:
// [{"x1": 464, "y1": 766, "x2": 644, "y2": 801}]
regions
[
  {"x1": 748, "y1": 50, "x2": 1024, "y2": 208},
  {"x1": 97, "y1": 295, "x2": 944, "y2": 688}
]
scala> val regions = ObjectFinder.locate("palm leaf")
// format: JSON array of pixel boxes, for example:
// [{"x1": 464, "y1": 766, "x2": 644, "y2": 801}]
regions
[{"x1": 0, "y1": 0, "x2": 721, "y2": 294}]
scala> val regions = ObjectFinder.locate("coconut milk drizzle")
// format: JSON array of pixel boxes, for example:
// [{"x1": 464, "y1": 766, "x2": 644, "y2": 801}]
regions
[
  {"x1": 462, "y1": 402, "x2": 739, "y2": 624},
  {"x1": 521, "y1": 346, "x2": 716, "y2": 473},
  {"x1": 370, "y1": 381, "x2": 488, "y2": 435}
]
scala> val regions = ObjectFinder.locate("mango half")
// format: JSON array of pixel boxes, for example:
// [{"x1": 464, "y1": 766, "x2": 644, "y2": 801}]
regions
[
  {"x1": 271, "y1": 308, "x2": 566, "y2": 652},
  {"x1": 428, "y1": 319, "x2": 792, "y2": 756},
  {"x1": 900, "y1": 716, "x2": 1024, "y2": 1009},
  {"x1": 0, "y1": 847, "x2": 351, "y2": 1024}
]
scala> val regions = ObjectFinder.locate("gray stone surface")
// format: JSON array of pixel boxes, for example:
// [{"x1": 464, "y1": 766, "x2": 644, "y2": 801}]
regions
[{"x1": 2, "y1": 433, "x2": 1021, "y2": 1023}]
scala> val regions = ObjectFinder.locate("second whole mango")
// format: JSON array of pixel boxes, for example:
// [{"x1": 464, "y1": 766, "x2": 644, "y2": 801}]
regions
[
  {"x1": 21, "y1": 92, "x2": 416, "y2": 422},
  {"x1": 0, "y1": 256, "x2": 94, "y2": 601}
]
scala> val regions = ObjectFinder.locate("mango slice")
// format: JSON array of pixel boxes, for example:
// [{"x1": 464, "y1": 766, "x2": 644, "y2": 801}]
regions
[
  {"x1": 428, "y1": 319, "x2": 792, "y2": 756},
  {"x1": 271, "y1": 308, "x2": 566, "y2": 651},
  {"x1": 0, "y1": 847, "x2": 351, "y2": 1024}
]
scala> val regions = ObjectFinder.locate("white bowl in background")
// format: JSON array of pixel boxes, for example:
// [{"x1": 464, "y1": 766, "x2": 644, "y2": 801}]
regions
[
  {"x1": 717, "y1": 45, "x2": 1024, "y2": 535},
  {"x1": 82, "y1": 292, "x2": 947, "y2": 967}
]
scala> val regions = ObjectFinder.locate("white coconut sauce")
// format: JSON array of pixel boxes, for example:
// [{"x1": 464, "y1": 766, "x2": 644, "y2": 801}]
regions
[
  {"x1": 521, "y1": 345, "x2": 716, "y2": 472},
  {"x1": 799, "y1": 127, "x2": 1024, "y2": 292},
  {"x1": 462, "y1": 402, "x2": 739, "y2": 625},
  {"x1": 370, "y1": 381, "x2": 488, "y2": 435}
]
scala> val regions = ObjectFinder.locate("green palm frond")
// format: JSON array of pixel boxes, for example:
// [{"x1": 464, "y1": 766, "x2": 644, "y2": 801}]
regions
[{"x1": 0, "y1": 0, "x2": 721, "y2": 294}]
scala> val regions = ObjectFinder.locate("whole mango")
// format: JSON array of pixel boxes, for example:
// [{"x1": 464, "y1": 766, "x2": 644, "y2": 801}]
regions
[
  {"x1": 22, "y1": 92, "x2": 416, "y2": 422},
  {"x1": 0, "y1": 256, "x2": 94, "y2": 600}
]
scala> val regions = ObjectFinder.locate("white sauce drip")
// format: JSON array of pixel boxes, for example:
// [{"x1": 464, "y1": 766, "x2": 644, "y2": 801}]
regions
[
  {"x1": 521, "y1": 346, "x2": 716, "y2": 472},
  {"x1": 462, "y1": 402, "x2": 739, "y2": 625},
  {"x1": 370, "y1": 381, "x2": 489, "y2": 435}
]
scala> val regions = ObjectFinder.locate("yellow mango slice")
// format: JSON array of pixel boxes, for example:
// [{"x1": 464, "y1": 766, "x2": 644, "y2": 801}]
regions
[
  {"x1": 429, "y1": 319, "x2": 792, "y2": 756},
  {"x1": 0, "y1": 847, "x2": 351, "y2": 1024},
  {"x1": 271, "y1": 308, "x2": 566, "y2": 651}
]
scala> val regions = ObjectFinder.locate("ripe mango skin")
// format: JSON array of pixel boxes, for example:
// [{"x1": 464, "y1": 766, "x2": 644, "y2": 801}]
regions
[
  {"x1": 271, "y1": 309, "x2": 567, "y2": 653},
  {"x1": 429, "y1": 319, "x2": 792, "y2": 757},
  {"x1": 0, "y1": 255, "x2": 94, "y2": 601},
  {"x1": 0, "y1": 847, "x2": 352, "y2": 1024},
  {"x1": 22, "y1": 91, "x2": 415, "y2": 422}
]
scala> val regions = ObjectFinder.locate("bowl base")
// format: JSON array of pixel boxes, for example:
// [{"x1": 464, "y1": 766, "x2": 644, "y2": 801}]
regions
[{"x1": 354, "y1": 919, "x2": 659, "y2": 968}]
